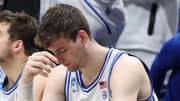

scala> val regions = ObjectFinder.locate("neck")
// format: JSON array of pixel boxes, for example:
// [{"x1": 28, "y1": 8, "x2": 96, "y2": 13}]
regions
[
  {"x1": 1, "y1": 56, "x2": 27, "y2": 89},
  {"x1": 80, "y1": 42, "x2": 109, "y2": 86}
]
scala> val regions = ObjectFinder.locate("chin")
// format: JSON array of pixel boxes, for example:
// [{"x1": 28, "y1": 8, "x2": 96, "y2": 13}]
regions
[{"x1": 67, "y1": 66, "x2": 78, "y2": 72}]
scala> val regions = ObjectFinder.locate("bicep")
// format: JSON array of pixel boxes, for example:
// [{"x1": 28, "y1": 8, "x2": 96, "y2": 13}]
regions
[
  {"x1": 42, "y1": 90, "x2": 65, "y2": 101},
  {"x1": 42, "y1": 66, "x2": 67, "y2": 101},
  {"x1": 110, "y1": 55, "x2": 143, "y2": 101},
  {"x1": 111, "y1": 70, "x2": 139, "y2": 101},
  {"x1": 33, "y1": 75, "x2": 48, "y2": 101},
  {"x1": 42, "y1": 75, "x2": 65, "y2": 101}
]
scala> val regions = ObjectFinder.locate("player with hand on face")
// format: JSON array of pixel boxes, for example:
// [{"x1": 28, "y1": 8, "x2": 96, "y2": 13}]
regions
[{"x1": 20, "y1": 4, "x2": 158, "y2": 101}]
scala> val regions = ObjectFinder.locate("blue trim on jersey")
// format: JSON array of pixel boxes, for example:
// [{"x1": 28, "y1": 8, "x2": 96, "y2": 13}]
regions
[
  {"x1": 76, "y1": 71, "x2": 81, "y2": 86},
  {"x1": 67, "y1": 72, "x2": 71, "y2": 101},
  {"x1": 0, "y1": 82, "x2": 2, "y2": 90},
  {"x1": 0, "y1": 69, "x2": 3, "y2": 91},
  {"x1": 76, "y1": 48, "x2": 113, "y2": 93},
  {"x1": 64, "y1": 70, "x2": 69, "y2": 101},
  {"x1": 0, "y1": 69, "x2": 2, "y2": 78},
  {"x1": 84, "y1": 0, "x2": 112, "y2": 35},
  {"x1": 3, "y1": 85, "x2": 18, "y2": 95},
  {"x1": 108, "y1": 51, "x2": 126, "y2": 97},
  {"x1": 65, "y1": 71, "x2": 71, "y2": 101},
  {"x1": 152, "y1": 94, "x2": 155, "y2": 101},
  {"x1": 77, "y1": 48, "x2": 113, "y2": 92},
  {"x1": 2, "y1": 73, "x2": 22, "y2": 95}
]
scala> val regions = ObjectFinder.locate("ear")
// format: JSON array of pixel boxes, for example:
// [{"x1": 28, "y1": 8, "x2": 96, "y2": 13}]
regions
[
  {"x1": 12, "y1": 40, "x2": 24, "y2": 53},
  {"x1": 77, "y1": 30, "x2": 89, "y2": 44}
]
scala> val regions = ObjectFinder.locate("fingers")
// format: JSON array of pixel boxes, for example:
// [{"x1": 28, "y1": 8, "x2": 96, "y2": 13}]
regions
[
  {"x1": 21, "y1": 51, "x2": 57, "y2": 83},
  {"x1": 29, "y1": 55, "x2": 53, "y2": 68},
  {"x1": 33, "y1": 51, "x2": 57, "y2": 64},
  {"x1": 29, "y1": 51, "x2": 57, "y2": 71},
  {"x1": 27, "y1": 60, "x2": 51, "y2": 73}
]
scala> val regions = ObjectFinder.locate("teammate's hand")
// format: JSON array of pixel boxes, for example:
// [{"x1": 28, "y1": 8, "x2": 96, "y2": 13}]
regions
[{"x1": 21, "y1": 51, "x2": 57, "y2": 83}]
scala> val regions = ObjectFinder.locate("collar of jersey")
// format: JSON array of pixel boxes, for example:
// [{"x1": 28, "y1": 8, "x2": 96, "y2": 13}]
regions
[{"x1": 76, "y1": 47, "x2": 114, "y2": 93}]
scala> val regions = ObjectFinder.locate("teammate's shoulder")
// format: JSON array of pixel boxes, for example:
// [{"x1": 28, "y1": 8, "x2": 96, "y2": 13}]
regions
[
  {"x1": 44, "y1": 65, "x2": 66, "y2": 94},
  {"x1": 52, "y1": 65, "x2": 67, "y2": 74},
  {"x1": 48, "y1": 65, "x2": 67, "y2": 81}
]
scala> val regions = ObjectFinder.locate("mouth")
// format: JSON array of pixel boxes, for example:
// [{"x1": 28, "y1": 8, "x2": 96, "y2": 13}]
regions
[{"x1": 64, "y1": 63, "x2": 70, "y2": 67}]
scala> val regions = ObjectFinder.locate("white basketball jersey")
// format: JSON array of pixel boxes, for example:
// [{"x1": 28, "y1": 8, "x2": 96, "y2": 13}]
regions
[
  {"x1": 0, "y1": 69, "x2": 20, "y2": 101},
  {"x1": 65, "y1": 48, "x2": 158, "y2": 101}
]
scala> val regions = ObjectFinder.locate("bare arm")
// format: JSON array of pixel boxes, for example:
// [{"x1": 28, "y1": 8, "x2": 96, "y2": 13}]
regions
[
  {"x1": 110, "y1": 54, "x2": 150, "y2": 101},
  {"x1": 42, "y1": 65, "x2": 67, "y2": 101},
  {"x1": 33, "y1": 75, "x2": 48, "y2": 101},
  {"x1": 18, "y1": 51, "x2": 57, "y2": 101}
]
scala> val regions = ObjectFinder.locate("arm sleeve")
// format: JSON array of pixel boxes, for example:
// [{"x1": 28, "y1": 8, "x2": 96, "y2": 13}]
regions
[{"x1": 18, "y1": 81, "x2": 34, "y2": 101}]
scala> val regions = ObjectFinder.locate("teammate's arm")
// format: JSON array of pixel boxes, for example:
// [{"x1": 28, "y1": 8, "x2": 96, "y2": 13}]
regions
[
  {"x1": 42, "y1": 65, "x2": 67, "y2": 101},
  {"x1": 18, "y1": 51, "x2": 57, "y2": 101},
  {"x1": 33, "y1": 75, "x2": 48, "y2": 101}
]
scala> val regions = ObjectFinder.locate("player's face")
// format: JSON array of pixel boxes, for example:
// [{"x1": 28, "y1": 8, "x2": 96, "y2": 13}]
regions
[
  {"x1": 48, "y1": 35, "x2": 87, "y2": 72},
  {"x1": 0, "y1": 22, "x2": 13, "y2": 63}
]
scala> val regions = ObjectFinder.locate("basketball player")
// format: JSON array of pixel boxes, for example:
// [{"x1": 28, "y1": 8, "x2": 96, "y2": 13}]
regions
[
  {"x1": 20, "y1": 4, "x2": 158, "y2": 101},
  {"x1": 0, "y1": 10, "x2": 45, "y2": 101}
]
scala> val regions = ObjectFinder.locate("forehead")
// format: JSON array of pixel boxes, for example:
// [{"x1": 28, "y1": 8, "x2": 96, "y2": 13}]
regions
[
  {"x1": 0, "y1": 22, "x2": 10, "y2": 36},
  {"x1": 48, "y1": 36, "x2": 73, "y2": 51},
  {"x1": 0, "y1": 22, "x2": 10, "y2": 32}
]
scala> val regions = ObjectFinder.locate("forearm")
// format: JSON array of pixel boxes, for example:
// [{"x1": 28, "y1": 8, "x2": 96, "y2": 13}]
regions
[{"x1": 18, "y1": 51, "x2": 57, "y2": 101}]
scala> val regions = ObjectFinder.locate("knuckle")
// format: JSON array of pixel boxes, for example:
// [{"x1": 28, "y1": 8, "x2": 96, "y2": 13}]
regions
[{"x1": 39, "y1": 62, "x2": 44, "y2": 68}]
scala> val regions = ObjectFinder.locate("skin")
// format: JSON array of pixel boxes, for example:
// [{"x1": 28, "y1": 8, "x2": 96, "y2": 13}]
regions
[
  {"x1": 0, "y1": 22, "x2": 44, "y2": 101},
  {"x1": 0, "y1": 22, "x2": 25, "y2": 90},
  {"x1": 110, "y1": 54, "x2": 151, "y2": 101},
  {"x1": 21, "y1": 30, "x2": 152, "y2": 101},
  {"x1": 33, "y1": 75, "x2": 48, "y2": 101},
  {"x1": 0, "y1": 22, "x2": 13, "y2": 65},
  {"x1": 20, "y1": 51, "x2": 57, "y2": 101}
]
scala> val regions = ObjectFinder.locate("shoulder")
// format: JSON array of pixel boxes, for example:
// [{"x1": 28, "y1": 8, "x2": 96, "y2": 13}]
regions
[
  {"x1": 44, "y1": 65, "x2": 67, "y2": 94},
  {"x1": 113, "y1": 53, "x2": 144, "y2": 73},
  {"x1": 48, "y1": 65, "x2": 67, "y2": 82},
  {"x1": 110, "y1": 53, "x2": 151, "y2": 99},
  {"x1": 110, "y1": 53, "x2": 147, "y2": 91},
  {"x1": 41, "y1": 65, "x2": 67, "y2": 101}
]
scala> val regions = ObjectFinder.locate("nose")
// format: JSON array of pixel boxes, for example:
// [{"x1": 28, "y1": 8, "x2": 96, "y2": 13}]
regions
[
  {"x1": 56, "y1": 58, "x2": 65, "y2": 64},
  {"x1": 54, "y1": 53, "x2": 65, "y2": 64}
]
